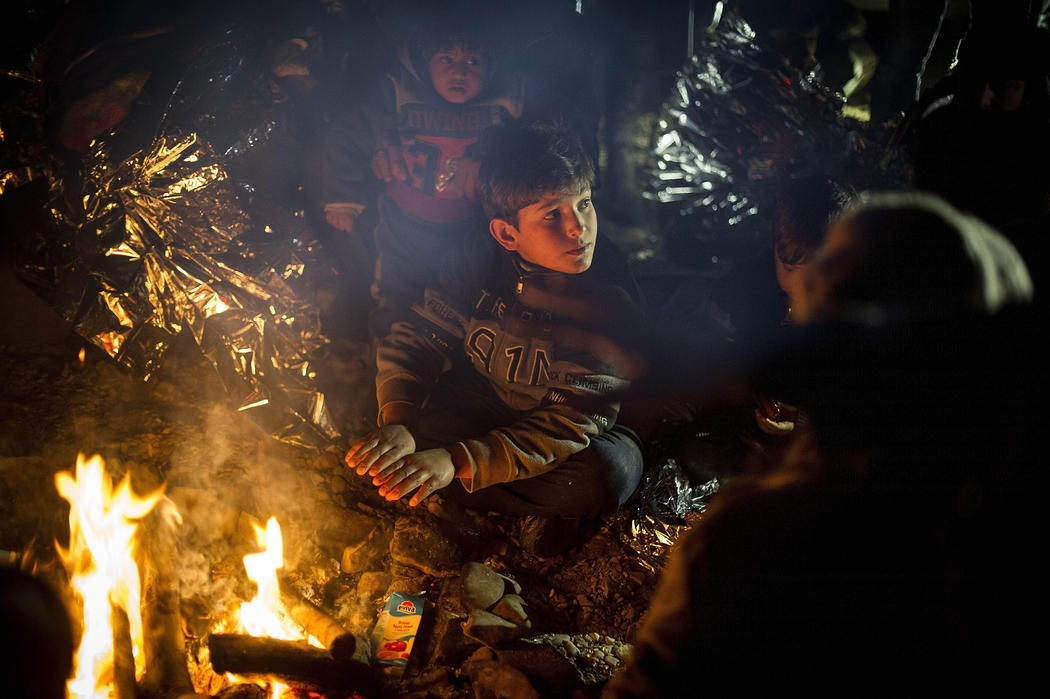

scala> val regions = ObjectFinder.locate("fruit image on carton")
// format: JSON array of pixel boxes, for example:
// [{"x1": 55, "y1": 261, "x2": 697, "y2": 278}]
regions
[{"x1": 372, "y1": 591, "x2": 424, "y2": 672}]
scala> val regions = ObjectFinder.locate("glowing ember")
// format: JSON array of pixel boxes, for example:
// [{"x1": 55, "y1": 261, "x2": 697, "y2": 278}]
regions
[{"x1": 55, "y1": 453, "x2": 170, "y2": 699}]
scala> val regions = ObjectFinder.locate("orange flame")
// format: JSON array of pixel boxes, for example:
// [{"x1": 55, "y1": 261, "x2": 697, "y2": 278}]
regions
[
  {"x1": 233, "y1": 516, "x2": 321, "y2": 698},
  {"x1": 239, "y1": 517, "x2": 296, "y2": 641},
  {"x1": 55, "y1": 454, "x2": 171, "y2": 699}
]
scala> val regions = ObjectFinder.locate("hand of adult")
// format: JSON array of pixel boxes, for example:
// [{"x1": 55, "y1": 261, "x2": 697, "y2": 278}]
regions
[
  {"x1": 345, "y1": 424, "x2": 416, "y2": 477},
  {"x1": 326, "y1": 209, "x2": 356, "y2": 232},
  {"x1": 373, "y1": 448, "x2": 456, "y2": 506},
  {"x1": 447, "y1": 157, "x2": 481, "y2": 200},
  {"x1": 371, "y1": 139, "x2": 409, "y2": 183}
]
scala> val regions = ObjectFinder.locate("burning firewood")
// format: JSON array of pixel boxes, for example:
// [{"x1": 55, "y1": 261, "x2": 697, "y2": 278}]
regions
[
  {"x1": 110, "y1": 601, "x2": 136, "y2": 699},
  {"x1": 207, "y1": 633, "x2": 379, "y2": 695},
  {"x1": 277, "y1": 575, "x2": 368, "y2": 664},
  {"x1": 138, "y1": 558, "x2": 196, "y2": 697},
  {"x1": 136, "y1": 510, "x2": 198, "y2": 699}
]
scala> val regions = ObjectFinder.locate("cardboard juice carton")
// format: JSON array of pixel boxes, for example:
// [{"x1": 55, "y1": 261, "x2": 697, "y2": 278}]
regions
[{"x1": 372, "y1": 591, "x2": 424, "y2": 672}]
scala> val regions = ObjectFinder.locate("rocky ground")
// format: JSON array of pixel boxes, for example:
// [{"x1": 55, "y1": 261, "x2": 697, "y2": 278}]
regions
[{"x1": 0, "y1": 265, "x2": 674, "y2": 698}]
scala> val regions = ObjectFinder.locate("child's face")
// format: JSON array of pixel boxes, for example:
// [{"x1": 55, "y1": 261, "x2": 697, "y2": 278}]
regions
[
  {"x1": 428, "y1": 45, "x2": 486, "y2": 103},
  {"x1": 490, "y1": 188, "x2": 597, "y2": 274}
]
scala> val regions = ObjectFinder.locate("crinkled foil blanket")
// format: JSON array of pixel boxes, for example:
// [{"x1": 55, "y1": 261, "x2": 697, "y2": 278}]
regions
[
  {"x1": 3, "y1": 50, "x2": 338, "y2": 448},
  {"x1": 72, "y1": 131, "x2": 338, "y2": 447},
  {"x1": 616, "y1": 459, "x2": 720, "y2": 573},
  {"x1": 648, "y1": 5, "x2": 908, "y2": 244},
  {"x1": 75, "y1": 131, "x2": 331, "y2": 446}
]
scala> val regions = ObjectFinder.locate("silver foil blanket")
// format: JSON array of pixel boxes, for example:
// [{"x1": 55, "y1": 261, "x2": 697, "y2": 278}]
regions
[
  {"x1": 647, "y1": 5, "x2": 903, "y2": 246},
  {"x1": 70, "y1": 131, "x2": 337, "y2": 448},
  {"x1": 617, "y1": 459, "x2": 720, "y2": 573}
]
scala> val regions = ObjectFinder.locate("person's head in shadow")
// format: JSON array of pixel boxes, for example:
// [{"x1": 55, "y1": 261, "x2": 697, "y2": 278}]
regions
[
  {"x1": 792, "y1": 190, "x2": 1033, "y2": 327},
  {"x1": 776, "y1": 190, "x2": 1035, "y2": 479},
  {"x1": 0, "y1": 566, "x2": 74, "y2": 699},
  {"x1": 771, "y1": 175, "x2": 855, "y2": 324}
]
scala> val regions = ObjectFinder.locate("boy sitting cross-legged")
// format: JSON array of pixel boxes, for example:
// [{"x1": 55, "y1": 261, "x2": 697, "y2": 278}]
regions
[{"x1": 344, "y1": 121, "x2": 646, "y2": 556}]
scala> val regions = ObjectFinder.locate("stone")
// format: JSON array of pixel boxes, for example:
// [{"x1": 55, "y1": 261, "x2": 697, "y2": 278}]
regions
[
  {"x1": 323, "y1": 508, "x2": 377, "y2": 548},
  {"x1": 491, "y1": 594, "x2": 530, "y2": 628},
  {"x1": 461, "y1": 659, "x2": 539, "y2": 699},
  {"x1": 340, "y1": 525, "x2": 391, "y2": 573},
  {"x1": 463, "y1": 609, "x2": 525, "y2": 647},
  {"x1": 496, "y1": 645, "x2": 577, "y2": 690},
  {"x1": 357, "y1": 571, "x2": 392, "y2": 606},
  {"x1": 400, "y1": 666, "x2": 456, "y2": 699},
  {"x1": 467, "y1": 646, "x2": 498, "y2": 663},
  {"x1": 500, "y1": 571, "x2": 522, "y2": 596},
  {"x1": 389, "y1": 517, "x2": 462, "y2": 577},
  {"x1": 460, "y1": 562, "x2": 506, "y2": 610},
  {"x1": 428, "y1": 609, "x2": 473, "y2": 666},
  {"x1": 385, "y1": 572, "x2": 430, "y2": 599}
]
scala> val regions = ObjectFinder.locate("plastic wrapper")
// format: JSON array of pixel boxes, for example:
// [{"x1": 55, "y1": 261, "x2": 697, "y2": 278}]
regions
[
  {"x1": 617, "y1": 459, "x2": 720, "y2": 573},
  {"x1": 647, "y1": 4, "x2": 906, "y2": 261},
  {"x1": 7, "y1": 24, "x2": 342, "y2": 448}
]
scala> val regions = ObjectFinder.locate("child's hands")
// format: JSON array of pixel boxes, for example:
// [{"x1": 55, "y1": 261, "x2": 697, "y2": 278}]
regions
[
  {"x1": 326, "y1": 209, "x2": 356, "y2": 232},
  {"x1": 372, "y1": 448, "x2": 456, "y2": 506},
  {"x1": 345, "y1": 424, "x2": 416, "y2": 477}
]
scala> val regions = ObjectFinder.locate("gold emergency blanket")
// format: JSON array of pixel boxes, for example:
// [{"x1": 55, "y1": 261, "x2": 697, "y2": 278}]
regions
[{"x1": 70, "y1": 131, "x2": 336, "y2": 447}]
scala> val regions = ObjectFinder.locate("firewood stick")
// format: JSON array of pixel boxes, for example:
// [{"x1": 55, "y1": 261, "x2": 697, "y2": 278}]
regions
[
  {"x1": 110, "y1": 600, "x2": 136, "y2": 699},
  {"x1": 277, "y1": 576, "x2": 362, "y2": 663},
  {"x1": 207, "y1": 633, "x2": 377, "y2": 693},
  {"x1": 138, "y1": 553, "x2": 195, "y2": 695}
]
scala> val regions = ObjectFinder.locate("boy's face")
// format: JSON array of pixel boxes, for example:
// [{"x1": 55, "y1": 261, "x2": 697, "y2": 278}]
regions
[
  {"x1": 428, "y1": 46, "x2": 485, "y2": 103},
  {"x1": 489, "y1": 188, "x2": 597, "y2": 274}
]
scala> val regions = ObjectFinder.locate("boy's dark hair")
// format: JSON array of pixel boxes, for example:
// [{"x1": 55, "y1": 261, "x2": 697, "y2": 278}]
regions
[
  {"x1": 772, "y1": 176, "x2": 853, "y2": 265},
  {"x1": 478, "y1": 120, "x2": 596, "y2": 223}
]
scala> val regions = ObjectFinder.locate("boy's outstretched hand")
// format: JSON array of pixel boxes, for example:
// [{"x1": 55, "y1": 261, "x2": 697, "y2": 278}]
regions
[
  {"x1": 372, "y1": 448, "x2": 455, "y2": 507},
  {"x1": 345, "y1": 424, "x2": 415, "y2": 477}
]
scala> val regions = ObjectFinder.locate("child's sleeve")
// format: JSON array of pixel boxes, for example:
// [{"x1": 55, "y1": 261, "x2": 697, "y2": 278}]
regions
[
  {"x1": 374, "y1": 289, "x2": 466, "y2": 428},
  {"x1": 448, "y1": 350, "x2": 631, "y2": 491}
]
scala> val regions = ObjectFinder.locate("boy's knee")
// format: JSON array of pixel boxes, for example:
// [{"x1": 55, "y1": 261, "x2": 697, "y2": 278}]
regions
[{"x1": 588, "y1": 427, "x2": 644, "y2": 510}]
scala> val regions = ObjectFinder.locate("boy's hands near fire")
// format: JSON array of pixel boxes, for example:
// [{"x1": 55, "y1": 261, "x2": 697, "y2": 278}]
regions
[
  {"x1": 345, "y1": 424, "x2": 416, "y2": 477},
  {"x1": 372, "y1": 448, "x2": 455, "y2": 506}
]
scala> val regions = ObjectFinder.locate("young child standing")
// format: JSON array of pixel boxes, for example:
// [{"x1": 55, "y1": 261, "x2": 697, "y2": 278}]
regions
[
  {"x1": 344, "y1": 121, "x2": 646, "y2": 556},
  {"x1": 322, "y1": 10, "x2": 523, "y2": 337}
]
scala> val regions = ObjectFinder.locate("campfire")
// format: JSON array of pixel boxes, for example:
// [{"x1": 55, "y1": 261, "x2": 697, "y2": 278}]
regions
[{"x1": 52, "y1": 454, "x2": 375, "y2": 698}]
